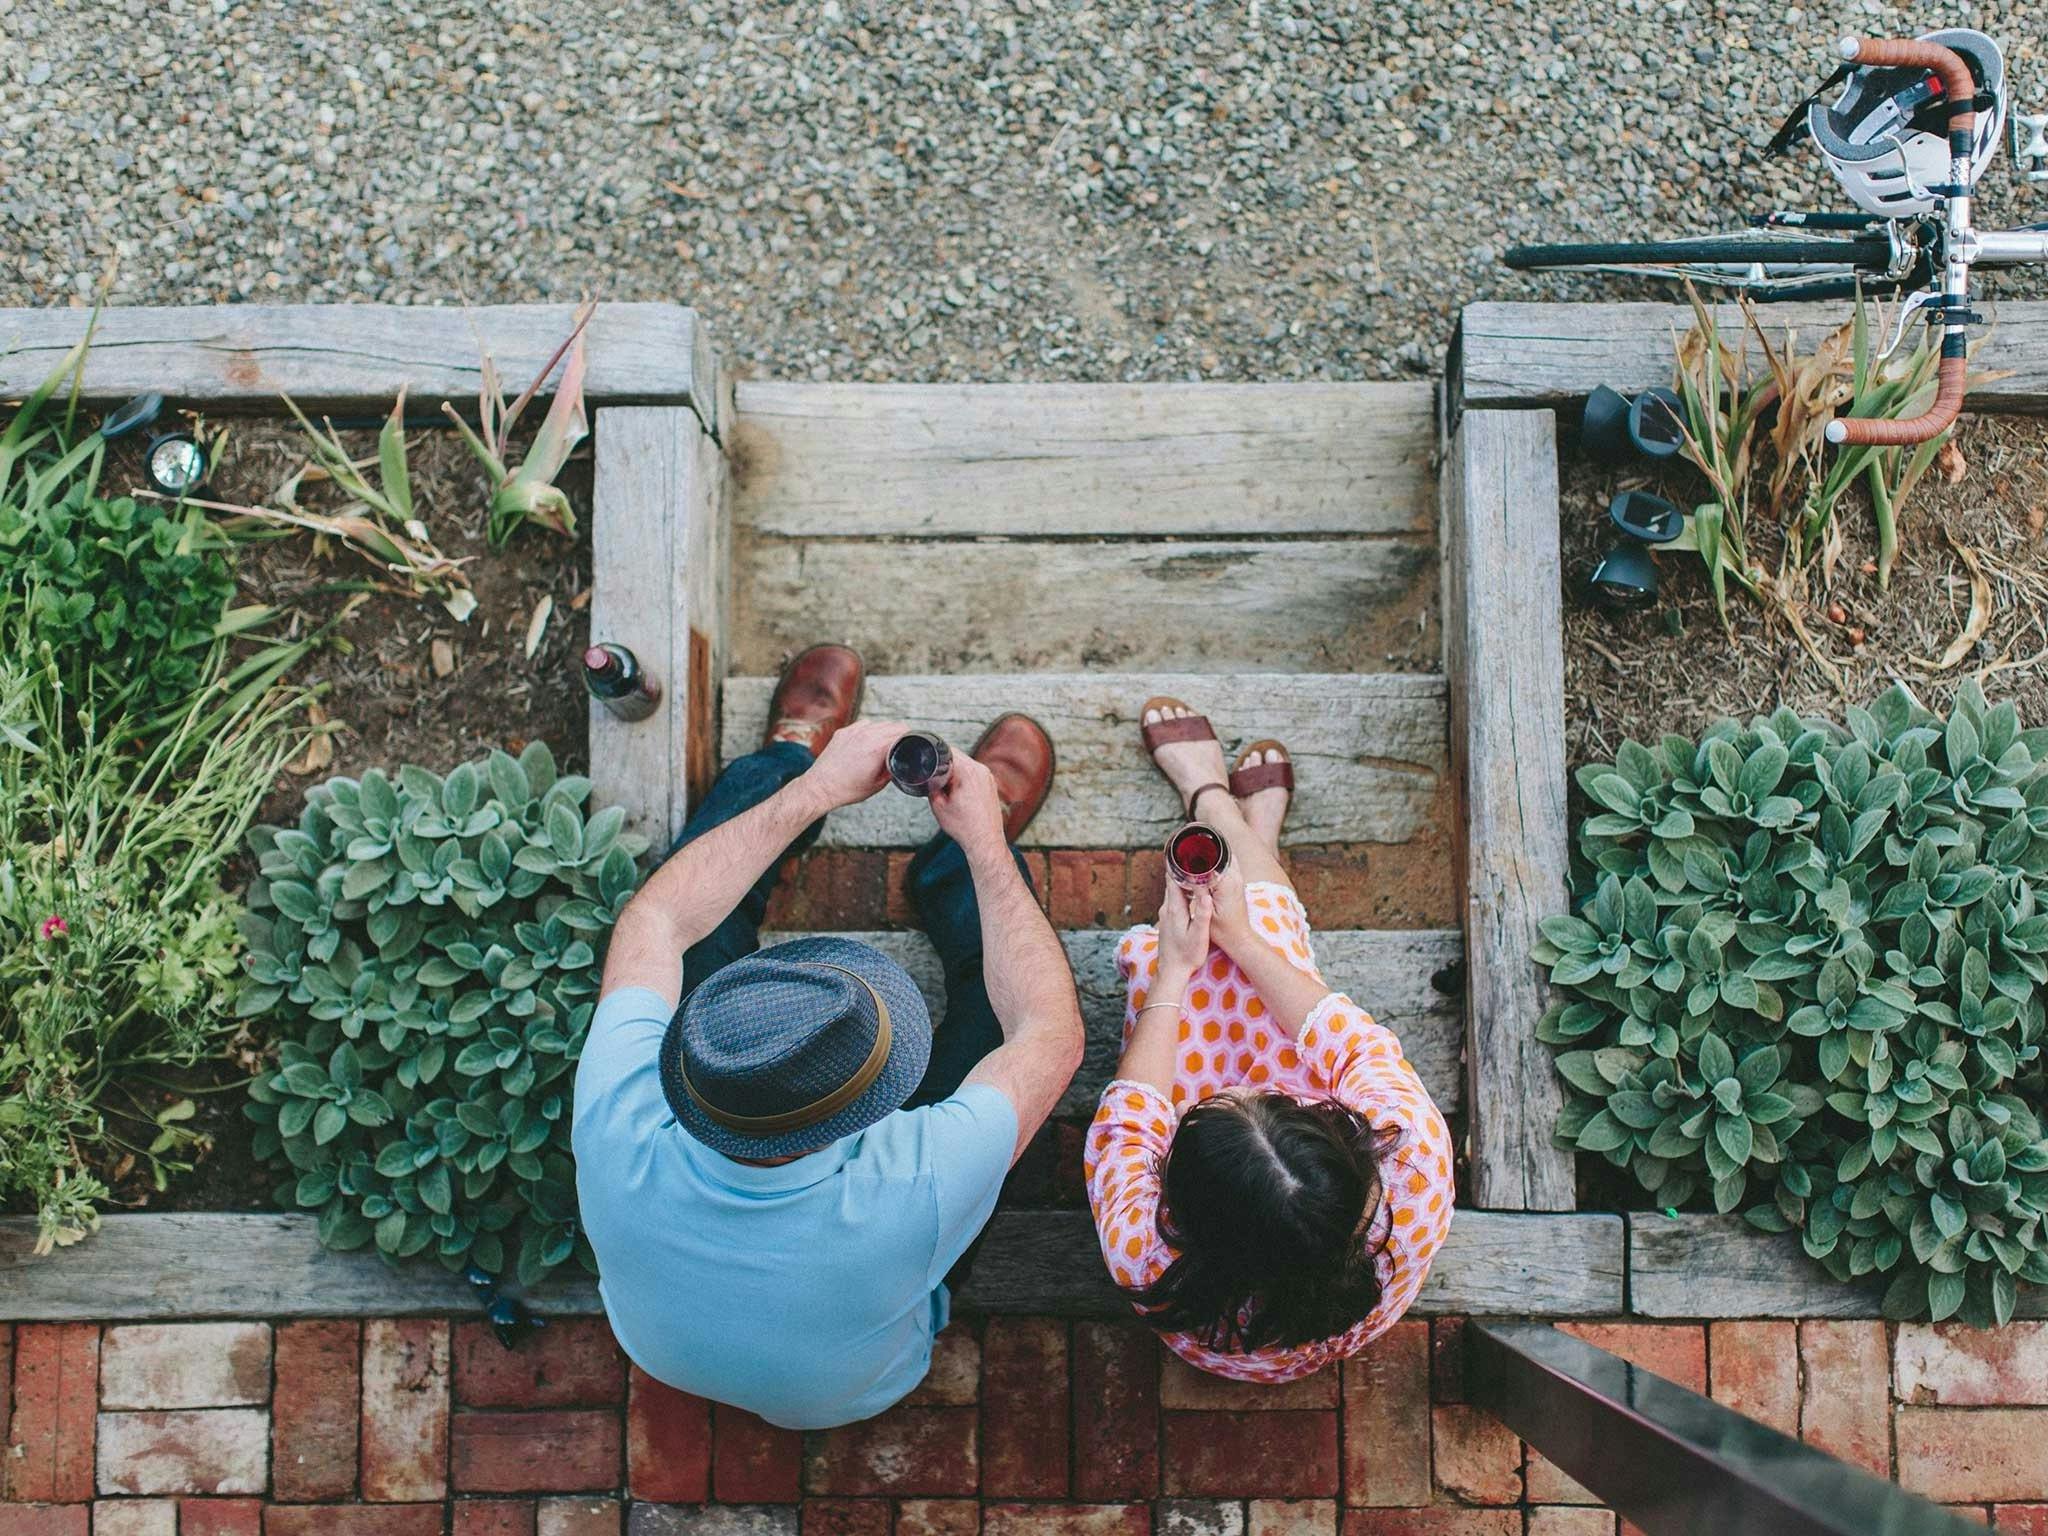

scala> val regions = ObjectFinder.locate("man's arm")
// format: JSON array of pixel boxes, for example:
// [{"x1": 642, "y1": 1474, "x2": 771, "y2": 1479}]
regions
[
  {"x1": 600, "y1": 720, "x2": 906, "y2": 1009},
  {"x1": 933, "y1": 758, "x2": 1085, "y2": 1162}
]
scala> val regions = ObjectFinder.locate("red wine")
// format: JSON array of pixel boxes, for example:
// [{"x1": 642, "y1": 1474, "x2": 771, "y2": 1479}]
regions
[
  {"x1": 888, "y1": 732, "x2": 954, "y2": 796},
  {"x1": 1166, "y1": 821, "x2": 1230, "y2": 889},
  {"x1": 583, "y1": 643, "x2": 661, "y2": 722}
]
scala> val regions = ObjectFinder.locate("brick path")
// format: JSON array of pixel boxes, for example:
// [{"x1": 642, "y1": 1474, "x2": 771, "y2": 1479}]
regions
[{"x1": 5, "y1": 1316, "x2": 2046, "y2": 1533}]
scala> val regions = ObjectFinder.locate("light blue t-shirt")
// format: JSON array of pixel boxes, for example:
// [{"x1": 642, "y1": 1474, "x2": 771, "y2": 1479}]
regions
[{"x1": 572, "y1": 986, "x2": 1018, "y2": 1429}]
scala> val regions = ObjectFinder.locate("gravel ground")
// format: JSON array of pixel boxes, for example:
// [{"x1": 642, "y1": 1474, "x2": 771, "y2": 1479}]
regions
[{"x1": 2, "y1": 0, "x2": 2044, "y2": 381}]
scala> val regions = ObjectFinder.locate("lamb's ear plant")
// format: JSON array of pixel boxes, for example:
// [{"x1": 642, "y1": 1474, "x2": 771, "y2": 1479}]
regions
[
  {"x1": 241, "y1": 741, "x2": 645, "y2": 1284},
  {"x1": 1539, "y1": 681, "x2": 2048, "y2": 1325}
]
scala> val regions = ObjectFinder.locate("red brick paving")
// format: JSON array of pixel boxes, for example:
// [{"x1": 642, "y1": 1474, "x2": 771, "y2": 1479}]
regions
[
  {"x1": 1705, "y1": 1321, "x2": 1798, "y2": 1436},
  {"x1": 273, "y1": 1320, "x2": 361, "y2": 1502},
  {"x1": 712, "y1": 1403, "x2": 803, "y2": 1501},
  {"x1": 1340, "y1": 1322, "x2": 1429, "y2": 1507},
  {"x1": 453, "y1": 1501, "x2": 539, "y2": 1536},
  {"x1": 360, "y1": 1320, "x2": 452, "y2": 1503},
  {"x1": 1071, "y1": 1324, "x2": 1159, "y2": 1502},
  {"x1": 5, "y1": 1322, "x2": 100, "y2": 1502},
  {"x1": 1799, "y1": 1320, "x2": 1892, "y2": 1477},
  {"x1": 5, "y1": 1309, "x2": 2048, "y2": 1528},
  {"x1": 450, "y1": 1410, "x2": 623, "y2": 1493},
  {"x1": 181, "y1": 1498, "x2": 266, "y2": 1536},
  {"x1": 981, "y1": 1319, "x2": 1069, "y2": 1498},
  {"x1": 628, "y1": 1369, "x2": 712, "y2": 1503},
  {"x1": 453, "y1": 1319, "x2": 627, "y2": 1410}
]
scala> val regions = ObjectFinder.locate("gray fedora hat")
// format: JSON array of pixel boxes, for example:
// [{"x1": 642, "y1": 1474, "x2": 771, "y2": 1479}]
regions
[{"x1": 659, "y1": 936, "x2": 932, "y2": 1160}]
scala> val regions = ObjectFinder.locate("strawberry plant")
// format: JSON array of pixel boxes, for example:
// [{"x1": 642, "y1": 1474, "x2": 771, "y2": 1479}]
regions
[{"x1": 1538, "y1": 681, "x2": 2048, "y2": 1324}]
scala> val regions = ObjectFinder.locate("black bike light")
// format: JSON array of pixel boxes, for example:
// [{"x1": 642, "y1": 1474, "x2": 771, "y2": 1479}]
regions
[
  {"x1": 1629, "y1": 387, "x2": 1686, "y2": 460},
  {"x1": 100, "y1": 393, "x2": 165, "y2": 441},
  {"x1": 1581, "y1": 386, "x2": 1635, "y2": 463},
  {"x1": 1609, "y1": 489, "x2": 1685, "y2": 544},
  {"x1": 145, "y1": 431, "x2": 210, "y2": 497},
  {"x1": 1590, "y1": 542, "x2": 1659, "y2": 610},
  {"x1": 1582, "y1": 384, "x2": 1687, "y2": 464}
]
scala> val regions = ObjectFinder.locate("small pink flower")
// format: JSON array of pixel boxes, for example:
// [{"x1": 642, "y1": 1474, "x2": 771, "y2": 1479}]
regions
[{"x1": 39, "y1": 914, "x2": 68, "y2": 941}]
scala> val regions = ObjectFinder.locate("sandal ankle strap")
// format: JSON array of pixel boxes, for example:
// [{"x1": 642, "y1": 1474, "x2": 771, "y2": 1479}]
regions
[{"x1": 1188, "y1": 781, "x2": 1232, "y2": 818}]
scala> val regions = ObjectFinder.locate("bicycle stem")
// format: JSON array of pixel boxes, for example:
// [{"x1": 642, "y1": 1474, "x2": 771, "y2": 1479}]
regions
[{"x1": 1824, "y1": 35, "x2": 1976, "y2": 448}]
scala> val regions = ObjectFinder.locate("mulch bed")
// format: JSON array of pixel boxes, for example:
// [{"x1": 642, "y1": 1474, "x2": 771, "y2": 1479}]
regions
[
  {"x1": 129, "y1": 417, "x2": 596, "y2": 1213},
  {"x1": 1563, "y1": 412, "x2": 2048, "y2": 770}
]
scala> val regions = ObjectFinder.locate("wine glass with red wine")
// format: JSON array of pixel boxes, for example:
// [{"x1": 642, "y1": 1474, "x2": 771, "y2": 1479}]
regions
[
  {"x1": 888, "y1": 732, "x2": 954, "y2": 797},
  {"x1": 1165, "y1": 821, "x2": 1230, "y2": 890}
]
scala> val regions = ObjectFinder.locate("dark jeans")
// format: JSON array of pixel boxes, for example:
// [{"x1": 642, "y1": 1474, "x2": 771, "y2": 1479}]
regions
[{"x1": 668, "y1": 742, "x2": 1031, "y2": 1107}]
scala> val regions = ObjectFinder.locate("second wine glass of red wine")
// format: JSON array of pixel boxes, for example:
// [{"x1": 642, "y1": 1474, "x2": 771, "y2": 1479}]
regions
[
  {"x1": 1165, "y1": 821, "x2": 1230, "y2": 890},
  {"x1": 888, "y1": 732, "x2": 954, "y2": 797}
]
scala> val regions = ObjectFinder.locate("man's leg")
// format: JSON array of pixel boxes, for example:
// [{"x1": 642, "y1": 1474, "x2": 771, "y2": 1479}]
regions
[
  {"x1": 665, "y1": 739, "x2": 821, "y2": 1003},
  {"x1": 902, "y1": 831, "x2": 1036, "y2": 1107}
]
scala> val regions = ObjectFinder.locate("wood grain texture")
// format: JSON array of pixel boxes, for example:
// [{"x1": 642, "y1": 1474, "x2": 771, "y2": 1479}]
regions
[
  {"x1": 593, "y1": 415, "x2": 704, "y2": 847},
  {"x1": 1441, "y1": 410, "x2": 1576, "y2": 1211},
  {"x1": 731, "y1": 532, "x2": 1435, "y2": 676},
  {"x1": 0, "y1": 302, "x2": 714, "y2": 419},
  {"x1": 0, "y1": 1214, "x2": 600, "y2": 1321},
  {"x1": 723, "y1": 671, "x2": 1448, "y2": 848},
  {"x1": 954, "y1": 1211, "x2": 1624, "y2": 1318},
  {"x1": 731, "y1": 381, "x2": 1437, "y2": 536},
  {"x1": 1455, "y1": 299, "x2": 2048, "y2": 413},
  {"x1": 1629, "y1": 1214, "x2": 2048, "y2": 1319},
  {"x1": 763, "y1": 927, "x2": 1464, "y2": 1117}
]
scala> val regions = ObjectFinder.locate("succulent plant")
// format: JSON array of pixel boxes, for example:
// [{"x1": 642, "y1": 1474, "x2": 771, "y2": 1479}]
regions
[
  {"x1": 240, "y1": 741, "x2": 644, "y2": 1284},
  {"x1": 1539, "y1": 682, "x2": 2048, "y2": 1324}
]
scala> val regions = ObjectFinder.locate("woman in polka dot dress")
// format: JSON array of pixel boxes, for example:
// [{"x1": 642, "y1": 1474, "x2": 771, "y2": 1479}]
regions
[{"x1": 1085, "y1": 697, "x2": 1454, "y2": 1382}]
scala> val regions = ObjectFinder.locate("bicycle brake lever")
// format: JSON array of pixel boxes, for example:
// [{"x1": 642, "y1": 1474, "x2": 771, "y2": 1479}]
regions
[
  {"x1": 2017, "y1": 112, "x2": 2048, "y2": 182},
  {"x1": 1879, "y1": 290, "x2": 1939, "y2": 363}
]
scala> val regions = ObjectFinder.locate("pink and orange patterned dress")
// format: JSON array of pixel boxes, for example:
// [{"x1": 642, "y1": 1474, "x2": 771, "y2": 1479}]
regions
[{"x1": 1085, "y1": 882, "x2": 1455, "y2": 1382}]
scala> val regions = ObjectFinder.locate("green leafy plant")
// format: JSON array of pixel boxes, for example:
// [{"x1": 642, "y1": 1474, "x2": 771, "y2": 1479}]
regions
[
  {"x1": 1538, "y1": 681, "x2": 2048, "y2": 1324},
  {"x1": 444, "y1": 301, "x2": 593, "y2": 549},
  {"x1": 0, "y1": 627, "x2": 308, "y2": 1253},
  {"x1": 241, "y1": 742, "x2": 644, "y2": 1283}
]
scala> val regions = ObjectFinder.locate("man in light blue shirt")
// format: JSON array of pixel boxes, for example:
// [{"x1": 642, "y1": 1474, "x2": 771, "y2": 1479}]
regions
[{"x1": 576, "y1": 645, "x2": 1082, "y2": 1429}]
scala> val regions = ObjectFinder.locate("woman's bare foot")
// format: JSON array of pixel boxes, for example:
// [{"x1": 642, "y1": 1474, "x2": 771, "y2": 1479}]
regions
[
  {"x1": 1234, "y1": 745, "x2": 1292, "y2": 853},
  {"x1": 1141, "y1": 699, "x2": 1230, "y2": 813}
]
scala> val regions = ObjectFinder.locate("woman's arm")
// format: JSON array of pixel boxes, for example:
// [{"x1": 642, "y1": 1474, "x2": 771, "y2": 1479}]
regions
[
  {"x1": 1113, "y1": 883, "x2": 1213, "y2": 1093},
  {"x1": 1204, "y1": 866, "x2": 1331, "y2": 1040}
]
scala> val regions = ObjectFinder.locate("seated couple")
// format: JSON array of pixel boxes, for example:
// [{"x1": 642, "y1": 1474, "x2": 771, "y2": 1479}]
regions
[{"x1": 574, "y1": 645, "x2": 1453, "y2": 1429}]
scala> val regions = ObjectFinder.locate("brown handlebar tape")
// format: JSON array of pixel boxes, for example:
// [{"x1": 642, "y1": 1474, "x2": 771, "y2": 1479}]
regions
[
  {"x1": 1831, "y1": 353, "x2": 1968, "y2": 447},
  {"x1": 1844, "y1": 37, "x2": 1977, "y2": 137}
]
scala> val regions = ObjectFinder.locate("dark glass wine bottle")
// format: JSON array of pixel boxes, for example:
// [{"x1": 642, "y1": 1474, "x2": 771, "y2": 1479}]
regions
[{"x1": 583, "y1": 643, "x2": 662, "y2": 722}]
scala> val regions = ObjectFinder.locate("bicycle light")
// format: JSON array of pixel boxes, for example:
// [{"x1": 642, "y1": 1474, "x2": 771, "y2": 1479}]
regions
[{"x1": 145, "y1": 432, "x2": 210, "y2": 497}]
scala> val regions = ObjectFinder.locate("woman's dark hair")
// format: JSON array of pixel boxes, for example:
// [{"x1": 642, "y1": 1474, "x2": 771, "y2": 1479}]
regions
[{"x1": 1129, "y1": 1092, "x2": 1399, "y2": 1354}]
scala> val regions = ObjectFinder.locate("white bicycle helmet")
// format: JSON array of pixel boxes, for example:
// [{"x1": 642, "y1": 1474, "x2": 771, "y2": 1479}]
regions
[{"x1": 1806, "y1": 28, "x2": 2005, "y2": 216}]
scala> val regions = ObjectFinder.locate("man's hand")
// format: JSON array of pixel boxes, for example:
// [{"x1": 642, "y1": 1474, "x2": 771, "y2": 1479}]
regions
[
  {"x1": 803, "y1": 719, "x2": 908, "y2": 812},
  {"x1": 928, "y1": 750, "x2": 1008, "y2": 859}
]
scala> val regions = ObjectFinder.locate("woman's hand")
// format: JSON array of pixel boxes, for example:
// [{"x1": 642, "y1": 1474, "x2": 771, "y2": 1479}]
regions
[
  {"x1": 1155, "y1": 880, "x2": 1214, "y2": 995},
  {"x1": 1203, "y1": 861, "x2": 1255, "y2": 959}
]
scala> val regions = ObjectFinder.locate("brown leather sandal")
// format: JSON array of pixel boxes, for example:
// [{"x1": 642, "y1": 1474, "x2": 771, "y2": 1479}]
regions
[
  {"x1": 764, "y1": 644, "x2": 865, "y2": 755},
  {"x1": 973, "y1": 713, "x2": 1056, "y2": 845},
  {"x1": 1140, "y1": 695, "x2": 1230, "y2": 817},
  {"x1": 1230, "y1": 739, "x2": 1295, "y2": 802}
]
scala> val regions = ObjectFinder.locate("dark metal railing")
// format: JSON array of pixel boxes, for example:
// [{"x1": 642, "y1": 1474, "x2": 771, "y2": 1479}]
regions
[{"x1": 1467, "y1": 1321, "x2": 1977, "y2": 1536}]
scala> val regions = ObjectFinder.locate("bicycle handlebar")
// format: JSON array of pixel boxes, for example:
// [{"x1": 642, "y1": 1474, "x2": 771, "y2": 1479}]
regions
[{"x1": 1823, "y1": 36, "x2": 1977, "y2": 448}]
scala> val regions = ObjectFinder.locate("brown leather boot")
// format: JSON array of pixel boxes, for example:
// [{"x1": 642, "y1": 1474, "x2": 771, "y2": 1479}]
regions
[
  {"x1": 764, "y1": 645, "x2": 864, "y2": 756},
  {"x1": 972, "y1": 713, "x2": 1056, "y2": 845}
]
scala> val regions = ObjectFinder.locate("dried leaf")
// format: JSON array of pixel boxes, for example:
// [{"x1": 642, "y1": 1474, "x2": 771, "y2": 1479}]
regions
[
  {"x1": 442, "y1": 588, "x2": 478, "y2": 624},
  {"x1": 523, "y1": 594, "x2": 553, "y2": 661},
  {"x1": 1913, "y1": 535, "x2": 1994, "y2": 671},
  {"x1": 430, "y1": 638, "x2": 456, "y2": 678},
  {"x1": 286, "y1": 700, "x2": 337, "y2": 776},
  {"x1": 1938, "y1": 439, "x2": 1968, "y2": 485}
]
